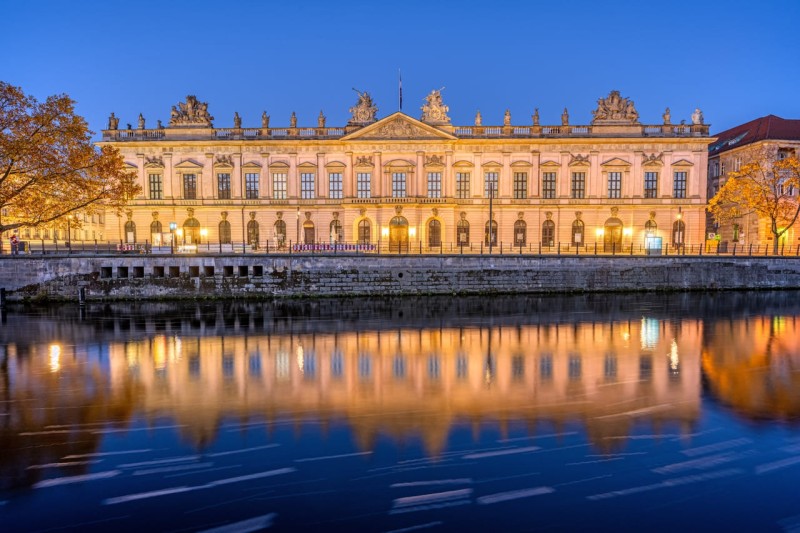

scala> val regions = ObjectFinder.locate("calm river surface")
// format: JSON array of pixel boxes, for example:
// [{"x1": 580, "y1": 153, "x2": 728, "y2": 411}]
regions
[{"x1": 2, "y1": 292, "x2": 800, "y2": 532}]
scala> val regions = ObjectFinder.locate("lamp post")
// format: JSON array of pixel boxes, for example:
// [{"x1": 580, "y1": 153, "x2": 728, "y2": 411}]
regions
[
  {"x1": 296, "y1": 207, "x2": 300, "y2": 249},
  {"x1": 169, "y1": 222, "x2": 177, "y2": 254},
  {"x1": 66, "y1": 215, "x2": 72, "y2": 254},
  {"x1": 200, "y1": 228, "x2": 208, "y2": 251}
]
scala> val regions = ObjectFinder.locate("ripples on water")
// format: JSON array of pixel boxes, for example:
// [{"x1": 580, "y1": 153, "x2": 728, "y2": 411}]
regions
[{"x1": 1, "y1": 292, "x2": 800, "y2": 532}]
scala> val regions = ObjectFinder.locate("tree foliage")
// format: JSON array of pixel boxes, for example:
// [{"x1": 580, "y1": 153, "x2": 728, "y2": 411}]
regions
[
  {"x1": 708, "y1": 145, "x2": 800, "y2": 253},
  {"x1": 0, "y1": 81, "x2": 139, "y2": 233}
]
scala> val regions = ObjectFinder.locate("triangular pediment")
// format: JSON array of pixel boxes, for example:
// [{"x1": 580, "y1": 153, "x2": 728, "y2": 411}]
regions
[
  {"x1": 342, "y1": 112, "x2": 457, "y2": 141},
  {"x1": 672, "y1": 158, "x2": 694, "y2": 167},
  {"x1": 600, "y1": 157, "x2": 631, "y2": 167},
  {"x1": 540, "y1": 160, "x2": 561, "y2": 167},
  {"x1": 174, "y1": 159, "x2": 204, "y2": 170}
]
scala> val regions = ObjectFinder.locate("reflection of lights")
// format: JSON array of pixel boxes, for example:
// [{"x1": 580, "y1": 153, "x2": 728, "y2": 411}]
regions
[
  {"x1": 641, "y1": 317, "x2": 660, "y2": 349},
  {"x1": 297, "y1": 345, "x2": 304, "y2": 374},
  {"x1": 773, "y1": 316, "x2": 786, "y2": 333},
  {"x1": 277, "y1": 350, "x2": 290, "y2": 380},
  {"x1": 49, "y1": 344, "x2": 61, "y2": 373},
  {"x1": 669, "y1": 339, "x2": 680, "y2": 371},
  {"x1": 622, "y1": 331, "x2": 630, "y2": 341}
]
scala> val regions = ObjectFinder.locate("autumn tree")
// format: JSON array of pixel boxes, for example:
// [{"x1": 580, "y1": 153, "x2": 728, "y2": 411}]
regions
[
  {"x1": 708, "y1": 145, "x2": 800, "y2": 254},
  {"x1": 0, "y1": 81, "x2": 139, "y2": 235}
]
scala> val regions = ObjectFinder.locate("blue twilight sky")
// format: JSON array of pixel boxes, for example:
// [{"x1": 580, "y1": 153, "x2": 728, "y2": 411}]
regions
[{"x1": 3, "y1": 0, "x2": 799, "y2": 137}]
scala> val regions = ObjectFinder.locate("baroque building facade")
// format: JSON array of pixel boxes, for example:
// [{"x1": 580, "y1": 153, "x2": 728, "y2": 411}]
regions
[{"x1": 99, "y1": 90, "x2": 711, "y2": 252}]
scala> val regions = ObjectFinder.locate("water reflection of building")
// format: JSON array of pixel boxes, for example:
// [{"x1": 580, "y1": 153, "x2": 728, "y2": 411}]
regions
[
  {"x1": 703, "y1": 315, "x2": 800, "y2": 420},
  {"x1": 109, "y1": 319, "x2": 702, "y2": 453},
  {"x1": 0, "y1": 342, "x2": 135, "y2": 489}
]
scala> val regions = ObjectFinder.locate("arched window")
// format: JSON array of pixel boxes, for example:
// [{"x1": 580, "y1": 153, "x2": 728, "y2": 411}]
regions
[
  {"x1": 150, "y1": 220, "x2": 162, "y2": 236},
  {"x1": 150, "y1": 220, "x2": 162, "y2": 246},
  {"x1": 645, "y1": 219, "x2": 657, "y2": 236},
  {"x1": 542, "y1": 220, "x2": 555, "y2": 247},
  {"x1": 247, "y1": 219, "x2": 260, "y2": 247},
  {"x1": 457, "y1": 219, "x2": 470, "y2": 245},
  {"x1": 571, "y1": 219, "x2": 584, "y2": 247},
  {"x1": 329, "y1": 219, "x2": 343, "y2": 243},
  {"x1": 514, "y1": 220, "x2": 527, "y2": 247},
  {"x1": 484, "y1": 220, "x2": 498, "y2": 246},
  {"x1": 124, "y1": 220, "x2": 137, "y2": 243},
  {"x1": 358, "y1": 219, "x2": 371, "y2": 244},
  {"x1": 218, "y1": 220, "x2": 232, "y2": 244},
  {"x1": 182, "y1": 217, "x2": 200, "y2": 244},
  {"x1": 274, "y1": 219, "x2": 286, "y2": 246},
  {"x1": 672, "y1": 219, "x2": 686, "y2": 248},
  {"x1": 428, "y1": 219, "x2": 441, "y2": 247}
]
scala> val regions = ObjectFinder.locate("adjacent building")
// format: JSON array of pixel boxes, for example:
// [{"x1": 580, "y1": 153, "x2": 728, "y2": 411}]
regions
[
  {"x1": 707, "y1": 115, "x2": 800, "y2": 248},
  {"x1": 98, "y1": 90, "x2": 712, "y2": 252}
]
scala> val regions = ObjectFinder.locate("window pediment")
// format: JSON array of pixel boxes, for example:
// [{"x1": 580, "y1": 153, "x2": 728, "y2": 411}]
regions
[
  {"x1": 242, "y1": 161, "x2": 263, "y2": 169},
  {"x1": 540, "y1": 160, "x2": 561, "y2": 168},
  {"x1": 568, "y1": 154, "x2": 591, "y2": 167},
  {"x1": 511, "y1": 161, "x2": 532, "y2": 168},
  {"x1": 174, "y1": 159, "x2": 203, "y2": 170},
  {"x1": 269, "y1": 161, "x2": 290, "y2": 170},
  {"x1": 672, "y1": 158, "x2": 694, "y2": 167},
  {"x1": 482, "y1": 160, "x2": 502, "y2": 168},
  {"x1": 325, "y1": 161, "x2": 346, "y2": 169},
  {"x1": 453, "y1": 160, "x2": 474, "y2": 168},
  {"x1": 600, "y1": 157, "x2": 631, "y2": 167},
  {"x1": 297, "y1": 162, "x2": 317, "y2": 171},
  {"x1": 124, "y1": 161, "x2": 138, "y2": 170}
]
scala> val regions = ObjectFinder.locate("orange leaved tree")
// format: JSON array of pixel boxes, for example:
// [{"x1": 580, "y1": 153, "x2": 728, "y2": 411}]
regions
[
  {"x1": 708, "y1": 145, "x2": 800, "y2": 254},
  {"x1": 0, "y1": 81, "x2": 139, "y2": 235}
]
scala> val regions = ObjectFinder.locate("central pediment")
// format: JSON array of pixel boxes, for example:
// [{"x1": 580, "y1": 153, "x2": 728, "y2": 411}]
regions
[{"x1": 342, "y1": 112, "x2": 457, "y2": 141}]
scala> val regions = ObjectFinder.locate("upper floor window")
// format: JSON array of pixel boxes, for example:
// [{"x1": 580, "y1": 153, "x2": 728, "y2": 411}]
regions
[
  {"x1": 272, "y1": 173, "x2": 287, "y2": 200},
  {"x1": 513, "y1": 172, "x2": 527, "y2": 199},
  {"x1": 301, "y1": 172, "x2": 315, "y2": 199},
  {"x1": 329, "y1": 172, "x2": 343, "y2": 199},
  {"x1": 357, "y1": 172, "x2": 371, "y2": 199},
  {"x1": 456, "y1": 172, "x2": 470, "y2": 199},
  {"x1": 392, "y1": 172, "x2": 406, "y2": 198},
  {"x1": 148, "y1": 174, "x2": 162, "y2": 200},
  {"x1": 644, "y1": 172, "x2": 658, "y2": 198},
  {"x1": 570, "y1": 172, "x2": 585, "y2": 199},
  {"x1": 607, "y1": 172, "x2": 621, "y2": 199},
  {"x1": 734, "y1": 157, "x2": 741, "y2": 171},
  {"x1": 427, "y1": 172, "x2": 441, "y2": 198},
  {"x1": 542, "y1": 172, "x2": 556, "y2": 199},
  {"x1": 217, "y1": 173, "x2": 231, "y2": 199},
  {"x1": 183, "y1": 174, "x2": 197, "y2": 199},
  {"x1": 484, "y1": 171, "x2": 498, "y2": 198},
  {"x1": 245, "y1": 173, "x2": 259, "y2": 199},
  {"x1": 673, "y1": 171, "x2": 687, "y2": 198}
]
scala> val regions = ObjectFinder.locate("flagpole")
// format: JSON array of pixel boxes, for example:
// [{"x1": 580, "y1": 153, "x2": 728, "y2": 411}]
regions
[{"x1": 398, "y1": 69, "x2": 402, "y2": 112}]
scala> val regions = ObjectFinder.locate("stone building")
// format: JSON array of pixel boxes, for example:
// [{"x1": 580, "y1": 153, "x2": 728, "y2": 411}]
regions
[
  {"x1": 99, "y1": 90, "x2": 711, "y2": 252},
  {"x1": 707, "y1": 115, "x2": 800, "y2": 248}
]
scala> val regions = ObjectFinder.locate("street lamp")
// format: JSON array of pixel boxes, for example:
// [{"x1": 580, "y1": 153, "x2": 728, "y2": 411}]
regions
[
  {"x1": 200, "y1": 228, "x2": 208, "y2": 251},
  {"x1": 296, "y1": 207, "x2": 300, "y2": 248},
  {"x1": 169, "y1": 222, "x2": 177, "y2": 254}
]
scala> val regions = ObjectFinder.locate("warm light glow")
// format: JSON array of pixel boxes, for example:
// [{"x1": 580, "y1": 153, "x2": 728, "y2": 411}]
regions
[
  {"x1": 296, "y1": 345, "x2": 305, "y2": 374},
  {"x1": 169, "y1": 222, "x2": 177, "y2": 231},
  {"x1": 381, "y1": 227, "x2": 389, "y2": 238},
  {"x1": 676, "y1": 213, "x2": 683, "y2": 220},
  {"x1": 200, "y1": 228, "x2": 208, "y2": 238},
  {"x1": 595, "y1": 228, "x2": 605, "y2": 237},
  {"x1": 49, "y1": 344, "x2": 61, "y2": 373},
  {"x1": 409, "y1": 227, "x2": 417, "y2": 238},
  {"x1": 669, "y1": 339, "x2": 680, "y2": 371},
  {"x1": 176, "y1": 228, "x2": 184, "y2": 237},
  {"x1": 623, "y1": 228, "x2": 633, "y2": 237}
]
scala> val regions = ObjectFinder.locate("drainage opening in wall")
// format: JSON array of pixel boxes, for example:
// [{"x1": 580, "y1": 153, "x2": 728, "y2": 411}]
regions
[{"x1": 397, "y1": 272, "x2": 403, "y2": 279}]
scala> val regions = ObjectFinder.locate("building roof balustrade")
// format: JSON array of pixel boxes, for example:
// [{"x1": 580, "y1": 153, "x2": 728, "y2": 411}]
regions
[{"x1": 101, "y1": 123, "x2": 710, "y2": 142}]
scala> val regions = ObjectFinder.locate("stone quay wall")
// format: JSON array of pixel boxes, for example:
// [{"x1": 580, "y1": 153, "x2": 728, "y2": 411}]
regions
[{"x1": 1, "y1": 254, "x2": 800, "y2": 301}]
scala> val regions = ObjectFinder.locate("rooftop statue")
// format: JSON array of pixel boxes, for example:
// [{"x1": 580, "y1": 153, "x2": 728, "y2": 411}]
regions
[
  {"x1": 692, "y1": 108, "x2": 704, "y2": 125},
  {"x1": 349, "y1": 89, "x2": 378, "y2": 125},
  {"x1": 107, "y1": 112, "x2": 119, "y2": 130},
  {"x1": 169, "y1": 95, "x2": 214, "y2": 127},
  {"x1": 421, "y1": 88, "x2": 450, "y2": 125},
  {"x1": 591, "y1": 90, "x2": 639, "y2": 124}
]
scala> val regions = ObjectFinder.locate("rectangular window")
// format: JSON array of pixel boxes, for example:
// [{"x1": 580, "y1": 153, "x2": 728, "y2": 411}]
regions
[
  {"x1": 272, "y1": 173, "x2": 287, "y2": 200},
  {"x1": 357, "y1": 172, "x2": 371, "y2": 199},
  {"x1": 245, "y1": 173, "x2": 259, "y2": 199},
  {"x1": 328, "y1": 172, "x2": 343, "y2": 199},
  {"x1": 484, "y1": 172, "x2": 498, "y2": 198},
  {"x1": 300, "y1": 172, "x2": 315, "y2": 199},
  {"x1": 148, "y1": 174, "x2": 162, "y2": 200},
  {"x1": 183, "y1": 174, "x2": 196, "y2": 199},
  {"x1": 644, "y1": 172, "x2": 658, "y2": 198},
  {"x1": 392, "y1": 172, "x2": 406, "y2": 198},
  {"x1": 427, "y1": 172, "x2": 441, "y2": 198},
  {"x1": 607, "y1": 171, "x2": 622, "y2": 199},
  {"x1": 513, "y1": 172, "x2": 527, "y2": 199},
  {"x1": 673, "y1": 171, "x2": 687, "y2": 198},
  {"x1": 571, "y1": 172, "x2": 585, "y2": 199},
  {"x1": 217, "y1": 173, "x2": 231, "y2": 199},
  {"x1": 456, "y1": 172, "x2": 470, "y2": 199},
  {"x1": 721, "y1": 162, "x2": 726, "y2": 175},
  {"x1": 542, "y1": 172, "x2": 556, "y2": 199}
]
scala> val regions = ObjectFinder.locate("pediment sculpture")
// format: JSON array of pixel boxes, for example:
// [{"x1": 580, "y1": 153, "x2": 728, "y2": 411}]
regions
[
  {"x1": 169, "y1": 95, "x2": 214, "y2": 127},
  {"x1": 591, "y1": 90, "x2": 639, "y2": 124},
  {"x1": 370, "y1": 118, "x2": 425, "y2": 138},
  {"x1": 421, "y1": 88, "x2": 450, "y2": 125},
  {"x1": 349, "y1": 89, "x2": 378, "y2": 125}
]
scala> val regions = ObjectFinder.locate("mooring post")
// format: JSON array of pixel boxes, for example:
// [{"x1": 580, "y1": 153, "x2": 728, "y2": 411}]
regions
[{"x1": 78, "y1": 287, "x2": 86, "y2": 307}]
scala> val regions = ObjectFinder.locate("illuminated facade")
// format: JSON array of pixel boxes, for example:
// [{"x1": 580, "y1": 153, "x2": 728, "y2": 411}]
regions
[{"x1": 99, "y1": 90, "x2": 712, "y2": 251}]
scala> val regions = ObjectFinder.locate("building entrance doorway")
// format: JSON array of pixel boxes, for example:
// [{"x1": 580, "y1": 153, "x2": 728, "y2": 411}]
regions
[
  {"x1": 603, "y1": 217, "x2": 623, "y2": 252},
  {"x1": 389, "y1": 216, "x2": 409, "y2": 252}
]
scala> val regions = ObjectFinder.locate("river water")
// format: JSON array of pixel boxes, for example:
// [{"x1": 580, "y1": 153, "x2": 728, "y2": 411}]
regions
[{"x1": 1, "y1": 292, "x2": 800, "y2": 532}]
